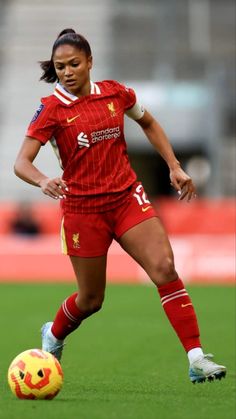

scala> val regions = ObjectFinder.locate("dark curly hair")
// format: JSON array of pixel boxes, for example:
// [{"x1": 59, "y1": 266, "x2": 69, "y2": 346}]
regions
[{"x1": 39, "y1": 28, "x2": 92, "y2": 83}]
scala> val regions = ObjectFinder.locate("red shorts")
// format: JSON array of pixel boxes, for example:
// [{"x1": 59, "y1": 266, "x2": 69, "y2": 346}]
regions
[{"x1": 61, "y1": 183, "x2": 157, "y2": 257}]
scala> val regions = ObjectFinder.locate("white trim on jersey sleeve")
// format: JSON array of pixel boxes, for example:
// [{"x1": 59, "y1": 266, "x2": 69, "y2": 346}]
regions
[{"x1": 125, "y1": 102, "x2": 145, "y2": 120}]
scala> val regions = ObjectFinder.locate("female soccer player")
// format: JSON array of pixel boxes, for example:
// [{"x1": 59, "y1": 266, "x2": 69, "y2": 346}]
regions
[{"x1": 14, "y1": 29, "x2": 226, "y2": 383}]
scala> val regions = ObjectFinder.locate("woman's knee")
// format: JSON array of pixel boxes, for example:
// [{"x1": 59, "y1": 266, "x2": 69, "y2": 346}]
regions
[{"x1": 149, "y1": 256, "x2": 178, "y2": 285}]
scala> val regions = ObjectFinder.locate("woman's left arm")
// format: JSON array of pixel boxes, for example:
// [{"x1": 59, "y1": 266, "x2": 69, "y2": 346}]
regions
[{"x1": 136, "y1": 110, "x2": 196, "y2": 202}]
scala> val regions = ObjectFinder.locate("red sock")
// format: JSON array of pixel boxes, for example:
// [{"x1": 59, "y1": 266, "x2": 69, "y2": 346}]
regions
[
  {"x1": 157, "y1": 278, "x2": 201, "y2": 352},
  {"x1": 51, "y1": 293, "x2": 87, "y2": 340}
]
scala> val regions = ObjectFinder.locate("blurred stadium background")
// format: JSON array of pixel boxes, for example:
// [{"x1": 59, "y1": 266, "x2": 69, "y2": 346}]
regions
[{"x1": 0, "y1": 0, "x2": 235, "y2": 283}]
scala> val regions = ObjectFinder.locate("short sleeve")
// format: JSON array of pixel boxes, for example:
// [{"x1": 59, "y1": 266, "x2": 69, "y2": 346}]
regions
[
  {"x1": 26, "y1": 99, "x2": 57, "y2": 144},
  {"x1": 118, "y1": 83, "x2": 137, "y2": 111}
]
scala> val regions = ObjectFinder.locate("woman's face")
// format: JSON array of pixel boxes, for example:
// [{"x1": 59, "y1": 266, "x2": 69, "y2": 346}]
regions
[{"x1": 53, "y1": 44, "x2": 92, "y2": 96}]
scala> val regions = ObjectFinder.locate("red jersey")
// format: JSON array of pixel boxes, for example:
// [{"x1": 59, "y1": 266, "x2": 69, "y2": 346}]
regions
[{"x1": 26, "y1": 80, "x2": 138, "y2": 213}]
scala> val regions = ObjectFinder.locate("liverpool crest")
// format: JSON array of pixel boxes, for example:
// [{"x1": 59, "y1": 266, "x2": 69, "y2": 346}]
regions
[
  {"x1": 107, "y1": 102, "x2": 116, "y2": 117},
  {"x1": 72, "y1": 233, "x2": 80, "y2": 248}
]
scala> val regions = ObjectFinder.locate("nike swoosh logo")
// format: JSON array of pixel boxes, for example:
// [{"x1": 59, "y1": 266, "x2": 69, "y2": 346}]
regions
[
  {"x1": 142, "y1": 205, "x2": 151, "y2": 212},
  {"x1": 181, "y1": 303, "x2": 192, "y2": 308},
  {"x1": 67, "y1": 115, "x2": 80, "y2": 123}
]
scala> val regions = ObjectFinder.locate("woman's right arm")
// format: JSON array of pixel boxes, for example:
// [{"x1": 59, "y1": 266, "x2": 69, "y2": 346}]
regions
[{"x1": 14, "y1": 136, "x2": 68, "y2": 200}]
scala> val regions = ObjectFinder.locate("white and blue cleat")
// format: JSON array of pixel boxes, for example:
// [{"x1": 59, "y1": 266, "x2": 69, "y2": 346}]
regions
[
  {"x1": 189, "y1": 353, "x2": 226, "y2": 384},
  {"x1": 41, "y1": 321, "x2": 65, "y2": 361}
]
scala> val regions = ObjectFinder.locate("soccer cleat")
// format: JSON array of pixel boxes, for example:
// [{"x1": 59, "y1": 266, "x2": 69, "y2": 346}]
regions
[
  {"x1": 41, "y1": 322, "x2": 65, "y2": 361},
  {"x1": 189, "y1": 353, "x2": 226, "y2": 384}
]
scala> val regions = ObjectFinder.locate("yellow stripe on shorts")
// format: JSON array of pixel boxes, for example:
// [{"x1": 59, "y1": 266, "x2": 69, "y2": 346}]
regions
[{"x1": 60, "y1": 217, "x2": 68, "y2": 254}]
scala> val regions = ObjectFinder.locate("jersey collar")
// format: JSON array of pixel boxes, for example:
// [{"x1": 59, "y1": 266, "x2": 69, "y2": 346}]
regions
[{"x1": 53, "y1": 81, "x2": 101, "y2": 105}]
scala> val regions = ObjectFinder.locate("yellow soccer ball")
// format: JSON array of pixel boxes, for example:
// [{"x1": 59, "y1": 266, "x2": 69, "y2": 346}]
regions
[{"x1": 8, "y1": 349, "x2": 63, "y2": 400}]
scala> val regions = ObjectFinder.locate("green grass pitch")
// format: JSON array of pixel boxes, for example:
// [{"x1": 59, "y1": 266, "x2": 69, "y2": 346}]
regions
[{"x1": 0, "y1": 283, "x2": 235, "y2": 419}]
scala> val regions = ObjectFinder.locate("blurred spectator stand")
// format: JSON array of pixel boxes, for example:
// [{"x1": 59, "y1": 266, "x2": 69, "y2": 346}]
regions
[
  {"x1": 0, "y1": 198, "x2": 235, "y2": 284},
  {"x1": 9, "y1": 202, "x2": 41, "y2": 237}
]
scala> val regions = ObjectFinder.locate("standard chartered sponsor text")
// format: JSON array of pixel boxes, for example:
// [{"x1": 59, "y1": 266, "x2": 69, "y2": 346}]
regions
[{"x1": 91, "y1": 126, "x2": 121, "y2": 143}]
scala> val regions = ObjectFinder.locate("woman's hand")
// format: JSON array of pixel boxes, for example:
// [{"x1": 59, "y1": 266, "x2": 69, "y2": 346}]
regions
[
  {"x1": 170, "y1": 166, "x2": 196, "y2": 202},
  {"x1": 38, "y1": 177, "x2": 68, "y2": 200}
]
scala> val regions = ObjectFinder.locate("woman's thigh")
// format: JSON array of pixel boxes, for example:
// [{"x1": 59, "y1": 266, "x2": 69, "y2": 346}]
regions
[
  {"x1": 118, "y1": 217, "x2": 177, "y2": 284},
  {"x1": 70, "y1": 255, "x2": 107, "y2": 297}
]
